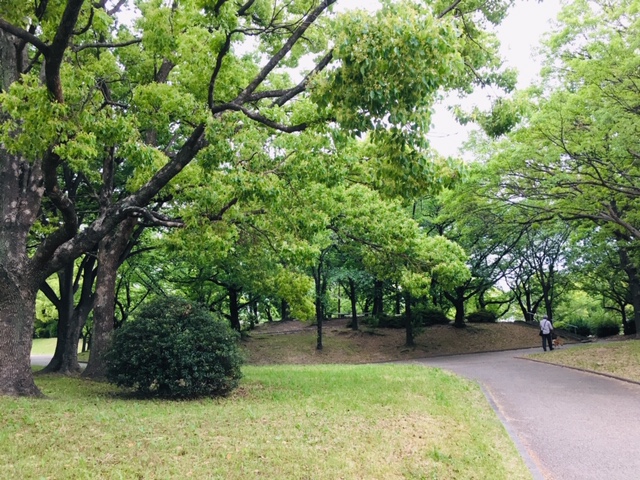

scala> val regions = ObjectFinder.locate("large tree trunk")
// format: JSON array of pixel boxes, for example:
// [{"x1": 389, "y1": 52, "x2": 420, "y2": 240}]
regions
[
  {"x1": 83, "y1": 219, "x2": 136, "y2": 379},
  {"x1": 448, "y1": 288, "x2": 466, "y2": 329},
  {"x1": 0, "y1": 20, "x2": 44, "y2": 397},
  {"x1": 41, "y1": 255, "x2": 96, "y2": 374},
  {"x1": 0, "y1": 279, "x2": 42, "y2": 397},
  {"x1": 41, "y1": 264, "x2": 80, "y2": 374}
]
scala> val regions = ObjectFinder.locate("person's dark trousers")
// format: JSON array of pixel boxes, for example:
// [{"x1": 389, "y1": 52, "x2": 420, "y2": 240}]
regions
[{"x1": 542, "y1": 333, "x2": 553, "y2": 351}]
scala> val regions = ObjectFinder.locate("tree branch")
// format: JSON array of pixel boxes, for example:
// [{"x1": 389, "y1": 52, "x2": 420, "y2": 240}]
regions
[
  {"x1": 273, "y1": 50, "x2": 333, "y2": 107},
  {"x1": 438, "y1": 0, "x2": 462, "y2": 19},
  {"x1": 235, "y1": 104, "x2": 308, "y2": 132},
  {"x1": 206, "y1": 198, "x2": 238, "y2": 221},
  {"x1": 222, "y1": 0, "x2": 337, "y2": 109},
  {"x1": 0, "y1": 18, "x2": 49, "y2": 54},
  {"x1": 46, "y1": 0, "x2": 86, "y2": 101},
  {"x1": 122, "y1": 207, "x2": 184, "y2": 228},
  {"x1": 72, "y1": 38, "x2": 141, "y2": 52}
]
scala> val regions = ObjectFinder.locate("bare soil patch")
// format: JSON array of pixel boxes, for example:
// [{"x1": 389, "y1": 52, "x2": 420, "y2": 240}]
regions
[{"x1": 243, "y1": 319, "x2": 563, "y2": 365}]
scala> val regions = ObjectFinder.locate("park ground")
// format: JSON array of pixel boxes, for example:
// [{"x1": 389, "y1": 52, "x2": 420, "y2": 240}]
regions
[
  {"x1": 13, "y1": 320, "x2": 638, "y2": 479},
  {"x1": 244, "y1": 319, "x2": 559, "y2": 365},
  {"x1": 244, "y1": 318, "x2": 640, "y2": 383}
]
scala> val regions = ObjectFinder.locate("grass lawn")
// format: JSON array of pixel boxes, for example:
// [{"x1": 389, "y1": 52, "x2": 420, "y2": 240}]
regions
[
  {"x1": 1, "y1": 364, "x2": 531, "y2": 480},
  {"x1": 31, "y1": 338, "x2": 89, "y2": 361},
  {"x1": 529, "y1": 339, "x2": 640, "y2": 383},
  {"x1": 30, "y1": 338, "x2": 60, "y2": 355}
]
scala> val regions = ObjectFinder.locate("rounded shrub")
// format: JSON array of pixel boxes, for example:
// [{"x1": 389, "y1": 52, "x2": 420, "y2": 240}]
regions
[
  {"x1": 361, "y1": 314, "x2": 404, "y2": 329},
  {"x1": 466, "y1": 310, "x2": 497, "y2": 324},
  {"x1": 105, "y1": 296, "x2": 243, "y2": 398},
  {"x1": 416, "y1": 308, "x2": 450, "y2": 326}
]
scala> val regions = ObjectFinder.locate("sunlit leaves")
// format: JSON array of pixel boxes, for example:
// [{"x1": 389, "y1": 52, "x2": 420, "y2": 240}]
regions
[{"x1": 317, "y1": 3, "x2": 464, "y2": 136}]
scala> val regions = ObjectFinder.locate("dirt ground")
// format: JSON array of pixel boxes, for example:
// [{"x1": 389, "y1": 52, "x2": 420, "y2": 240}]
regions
[{"x1": 243, "y1": 319, "x2": 566, "y2": 365}]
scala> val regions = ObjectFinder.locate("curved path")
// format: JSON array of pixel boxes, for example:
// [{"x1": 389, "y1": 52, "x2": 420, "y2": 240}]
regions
[{"x1": 409, "y1": 347, "x2": 640, "y2": 480}]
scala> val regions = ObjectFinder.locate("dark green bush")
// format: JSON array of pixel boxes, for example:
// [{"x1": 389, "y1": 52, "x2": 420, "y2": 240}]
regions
[
  {"x1": 373, "y1": 314, "x2": 405, "y2": 329},
  {"x1": 466, "y1": 310, "x2": 497, "y2": 324},
  {"x1": 623, "y1": 320, "x2": 636, "y2": 336},
  {"x1": 594, "y1": 321, "x2": 620, "y2": 338},
  {"x1": 361, "y1": 309, "x2": 450, "y2": 329},
  {"x1": 105, "y1": 296, "x2": 243, "y2": 398},
  {"x1": 413, "y1": 307, "x2": 450, "y2": 326},
  {"x1": 33, "y1": 317, "x2": 57, "y2": 338}
]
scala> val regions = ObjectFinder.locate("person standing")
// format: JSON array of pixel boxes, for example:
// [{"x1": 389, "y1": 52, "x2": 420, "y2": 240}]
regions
[{"x1": 540, "y1": 315, "x2": 554, "y2": 351}]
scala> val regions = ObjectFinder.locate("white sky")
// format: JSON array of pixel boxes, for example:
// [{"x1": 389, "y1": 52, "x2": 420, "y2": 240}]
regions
[{"x1": 337, "y1": 0, "x2": 564, "y2": 157}]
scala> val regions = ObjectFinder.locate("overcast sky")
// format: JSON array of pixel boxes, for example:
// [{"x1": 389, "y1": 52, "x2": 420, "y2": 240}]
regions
[{"x1": 336, "y1": 0, "x2": 564, "y2": 157}]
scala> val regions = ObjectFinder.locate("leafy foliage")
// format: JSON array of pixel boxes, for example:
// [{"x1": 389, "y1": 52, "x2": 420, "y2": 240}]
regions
[{"x1": 105, "y1": 296, "x2": 243, "y2": 398}]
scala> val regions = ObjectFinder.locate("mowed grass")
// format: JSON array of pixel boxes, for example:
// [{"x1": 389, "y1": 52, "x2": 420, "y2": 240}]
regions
[
  {"x1": 30, "y1": 338, "x2": 60, "y2": 355},
  {"x1": 31, "y1": 338, "x2": 84, "y2": 356},
  {"x1": 1, "y1": 365, "x2": 531, "y2": 480},
  {"x1": 529, "y1": 339, "x2": 640, "y2": 383}
]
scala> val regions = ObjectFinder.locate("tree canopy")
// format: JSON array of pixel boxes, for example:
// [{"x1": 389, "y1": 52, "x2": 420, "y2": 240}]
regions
[{"x1": 0, "y1": 0, "x2": 514, "y2": 396}]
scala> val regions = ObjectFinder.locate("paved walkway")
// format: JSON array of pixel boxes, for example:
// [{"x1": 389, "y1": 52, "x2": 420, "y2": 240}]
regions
[{"x1": 410, "y1": 347, "x2": 640, "y2": 480}]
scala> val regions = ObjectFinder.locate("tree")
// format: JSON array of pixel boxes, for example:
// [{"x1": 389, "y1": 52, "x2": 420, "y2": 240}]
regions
[
  {"x1": 39, "y1": 253, "x2": 97, "y2": 374},
  {"x1": 567, "y1": 228, "x2": 640, "y2": 335},
  {"x1": 419, "y1": 174, "x2": 525, "y2": 327},
  {"x1": 486, "y1": 0, "x2": 640, "y2": 335},
  {"x1": 0, "y1": 0, "x2": 515, "y2": 396}
]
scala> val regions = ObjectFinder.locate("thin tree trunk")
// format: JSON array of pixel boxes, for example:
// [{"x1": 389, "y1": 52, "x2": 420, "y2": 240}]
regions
[
  {"x1": 313, "y1": 266, "x2": 324, "y2": 350},
  {"x1": 372, "y1": 279, "x2": 384, "y2": 317},
  {"x1": 619, "y1": 245, "x2": 640, "y2": 338},
  {"x1": 348, "y1": 278, "x2": 358, "y2": 331},
  {"x1": 229, "y1": 288, "x2": 241, "y2": 331},
  {"x1": 405, "y1": 291, "x2": 414, "y2": 347}
]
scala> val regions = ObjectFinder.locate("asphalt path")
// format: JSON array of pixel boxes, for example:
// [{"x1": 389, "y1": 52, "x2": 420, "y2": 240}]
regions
[
  {"x1": 30, "y1": 355, "x2": 54, "y2": 367},
  {"x1": 409, "y1": 347, "x2": 640, "y2": 480}
]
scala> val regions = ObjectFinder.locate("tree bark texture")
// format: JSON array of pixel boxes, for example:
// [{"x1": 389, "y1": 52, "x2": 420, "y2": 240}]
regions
[
  {"x1": 0, "y1": 74, "x2": 47, "y2": 394},
  {"x1": 0, "y1": 279, "x2": 42, "y2": 396},
  {"x1": 83, "y1": 218, "x2": 136, "y2": 379},
  {"x1": 41, "y1": 264, "x2": 81, "y2": 374},
  {"x1": 450, "y1": 288, "x2": 466, "y2": 328},
  {"x1": 41, "y1": 255, "x2": 96, "y2": 375},
  {"x1": 0, "y1": 30, "x2": 26, "y2": 91}
]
